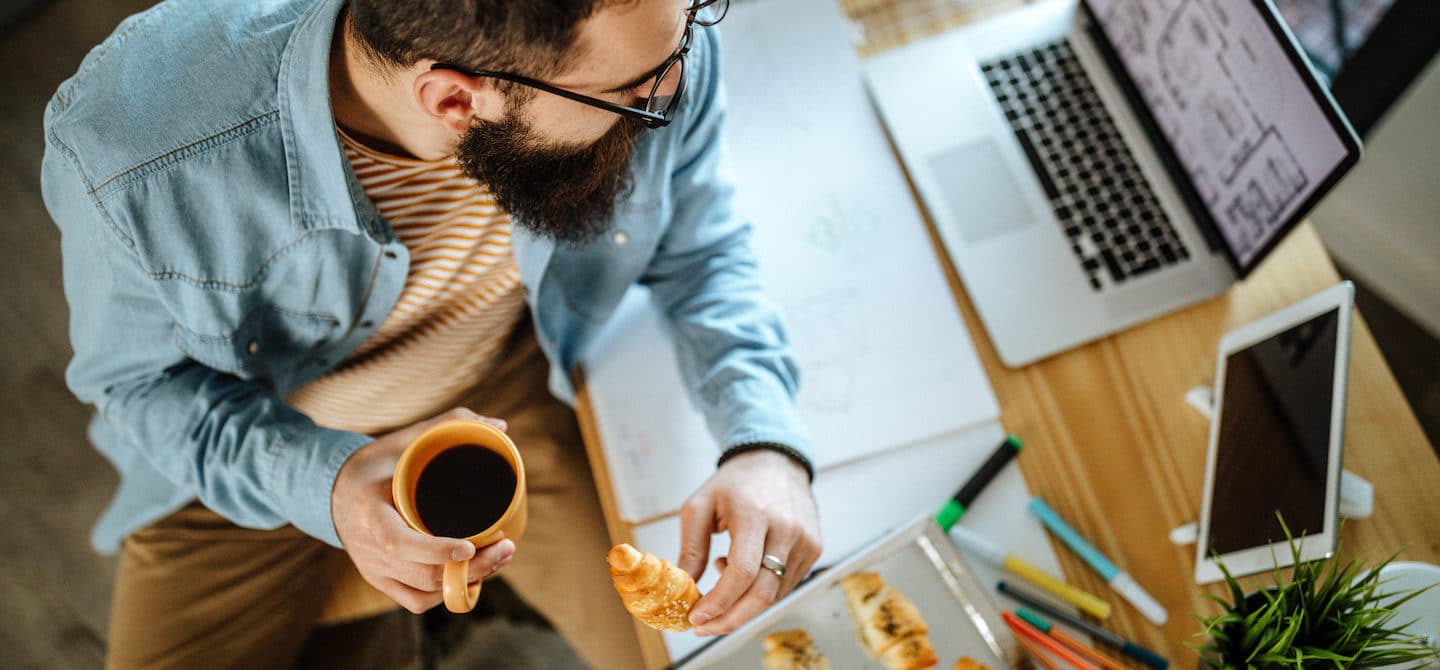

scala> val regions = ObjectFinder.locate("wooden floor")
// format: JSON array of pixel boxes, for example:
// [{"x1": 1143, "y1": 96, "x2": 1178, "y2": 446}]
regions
[
  {"x1": 0, "y1": 1, "x2": 1435, "y2": 669},
  {"x1": 0, "y1": 2, "x2": 584, "y2": 668}
]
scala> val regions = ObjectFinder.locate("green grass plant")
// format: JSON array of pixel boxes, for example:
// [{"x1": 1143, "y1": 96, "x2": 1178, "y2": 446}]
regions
[{"x1": 1195, "y1": 517, "x2": 1438, "y2": 669}]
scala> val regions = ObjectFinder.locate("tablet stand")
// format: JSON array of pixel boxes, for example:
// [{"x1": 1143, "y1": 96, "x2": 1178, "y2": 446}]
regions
[{"x1": 1170, "y1": 384, "x2": 1374, "y2": 546}]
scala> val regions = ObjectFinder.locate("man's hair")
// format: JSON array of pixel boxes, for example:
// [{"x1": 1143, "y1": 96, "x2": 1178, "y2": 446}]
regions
[{"x1": 348, "y1": 0, "x2": 612, "y2": 78}]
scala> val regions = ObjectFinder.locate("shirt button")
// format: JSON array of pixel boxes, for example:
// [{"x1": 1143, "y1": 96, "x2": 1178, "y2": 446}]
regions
[
  {"x1": 361, "y1": 320, "x2": 374, "y2": 329},
  {"x1": 246, "y1": 340, "x2": 259, "y2": 355},
  {"x1": 613, "y1": 231, "x2": 629, "y2": 246},
  {"x1": 384, "y1": 250, "x2": 398, "y2": 260}
]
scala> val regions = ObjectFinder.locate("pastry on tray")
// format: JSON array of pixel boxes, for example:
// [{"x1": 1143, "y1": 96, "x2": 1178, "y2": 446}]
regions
[
  {"x1": 762, "y1": 629, "x2": 833, "y2": 670},
  {"x1": 840, "y1": 571, "x2": 940, "y2": 670}
]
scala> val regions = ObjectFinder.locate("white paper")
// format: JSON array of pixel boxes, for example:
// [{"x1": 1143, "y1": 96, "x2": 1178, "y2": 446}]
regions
[{"x1": 582, "y1": 0, "x2": 999, "y2": 523}]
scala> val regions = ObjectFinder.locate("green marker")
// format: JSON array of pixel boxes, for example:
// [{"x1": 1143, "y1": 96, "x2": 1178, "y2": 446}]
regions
[
  {"x1": 1016, "y1": 608, "x2": 1051, "y2": 631},
  {"x1": 935, "y1": 434, "x2": 1023, "y2": 531}
]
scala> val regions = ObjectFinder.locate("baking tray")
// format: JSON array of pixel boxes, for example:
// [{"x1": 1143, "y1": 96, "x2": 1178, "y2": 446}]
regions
[{"x1": 678, "y1": 513, "x2": 1021, "y2": 668}]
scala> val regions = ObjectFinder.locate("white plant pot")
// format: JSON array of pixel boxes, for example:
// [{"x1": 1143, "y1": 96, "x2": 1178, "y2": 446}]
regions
[{"x1": 1373, "y1": 561, "x2": 1440, "y2": 669}]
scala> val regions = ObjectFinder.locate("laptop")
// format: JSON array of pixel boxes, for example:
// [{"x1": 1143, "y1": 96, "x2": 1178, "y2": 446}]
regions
[{"x1": 863, "y1": 0, "x2": 1361, "y2": 366}]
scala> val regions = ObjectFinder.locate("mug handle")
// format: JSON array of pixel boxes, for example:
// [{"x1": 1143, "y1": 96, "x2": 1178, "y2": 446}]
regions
[{"x1": 443, "y1": 559, "x2": 482, "y2": 613}]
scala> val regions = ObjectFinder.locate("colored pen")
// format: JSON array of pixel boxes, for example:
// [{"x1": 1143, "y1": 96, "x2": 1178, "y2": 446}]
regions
[
  {"x1": 1027, "y1": 497, "x2": 1168, "y2": 625},
  {"x1": 948, "y1": 525, "x2": 1112, "y2": 619},
  {"x1": 1016, "y1": 608, "x2": 1127, "y2": 670},
  {"x1": 1002, "y1": 611, "x2": 1100, "y2": 670},
  {"x1": 998, "y1": 580, "x2": 1170, "y2": 669},
  {"x1": 1012, "y1": 633, "x2": 1066, "y2": 670},
  {"x1": 935, "y1": 435, "x2": 1023, "y2": 532}
]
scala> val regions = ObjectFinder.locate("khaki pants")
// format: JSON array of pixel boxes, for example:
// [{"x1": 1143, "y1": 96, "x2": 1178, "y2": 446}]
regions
[{"x1": 106, "y1": 321, "x2": 645, "y2": 669}]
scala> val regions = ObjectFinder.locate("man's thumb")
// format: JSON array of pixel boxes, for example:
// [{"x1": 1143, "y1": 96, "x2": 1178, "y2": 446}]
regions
[{"x1": 676, "y1": 496, "x2": 715, "y2": 581}]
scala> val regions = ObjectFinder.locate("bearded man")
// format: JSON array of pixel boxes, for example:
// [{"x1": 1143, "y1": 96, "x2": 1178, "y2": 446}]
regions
[{"x1": 41, "y1": 0, "x2": 820, "y2": 667}]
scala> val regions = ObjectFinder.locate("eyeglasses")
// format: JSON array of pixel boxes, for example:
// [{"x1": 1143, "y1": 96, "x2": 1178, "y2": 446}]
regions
[{"x1": 430, "y1": 0, "x2": 729, "y2": 129}]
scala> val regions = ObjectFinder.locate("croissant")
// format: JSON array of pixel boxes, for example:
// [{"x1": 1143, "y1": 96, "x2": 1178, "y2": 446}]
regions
[
  {"x1": 763, "y1": 629, "x2": 833, "y2": 670},
  {"x1": 840, "y1": 572, "x2": 939, "y2": 670},
  {"x1": 607, "y1": 544, "x2": 701, "y2": 632},
  {"x1": 953, "y1": 658, "x2": 992, "y2": 670}
]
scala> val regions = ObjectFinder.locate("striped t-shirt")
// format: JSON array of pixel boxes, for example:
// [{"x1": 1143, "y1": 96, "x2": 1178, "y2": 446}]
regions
[{"x1": 287, "y1": 129, "x2": 526, "y2": 435}]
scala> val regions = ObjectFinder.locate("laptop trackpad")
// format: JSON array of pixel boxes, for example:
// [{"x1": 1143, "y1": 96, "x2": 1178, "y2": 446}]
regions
[{"x1": 927, "y1": 140, "x2": 1038, "y2": 244}]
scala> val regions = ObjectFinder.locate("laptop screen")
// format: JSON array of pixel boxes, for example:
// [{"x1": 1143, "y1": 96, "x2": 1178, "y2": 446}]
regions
[{"x1": 1084, "y1": 0, "x2": 1358, "y2": 271}]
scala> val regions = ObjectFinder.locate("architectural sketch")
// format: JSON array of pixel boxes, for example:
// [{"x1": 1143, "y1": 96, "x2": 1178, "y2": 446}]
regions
[
  {"x1": 1100, "y1": 0, "x2": 1156, "y2": 55},
  {"x1": 1097, "y1": 0, "x2": 1318, "y2": 261},
  {"x1": 1222, "y1": 130, "x2": 1308, "y2": 257},
  {"x1": 1156, "y1": 0, "x2": 1276, "y2": 187}
]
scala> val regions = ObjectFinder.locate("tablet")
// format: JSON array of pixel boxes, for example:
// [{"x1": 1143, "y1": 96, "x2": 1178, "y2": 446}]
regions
[{"x1": 1193, "y1": 281, "x2": 1354, "y2": 585}]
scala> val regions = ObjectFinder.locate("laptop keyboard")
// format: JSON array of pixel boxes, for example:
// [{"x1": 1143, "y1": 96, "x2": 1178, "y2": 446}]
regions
[{"x1": 981, "y1": 39, "x2": 1189, "y2": 291}]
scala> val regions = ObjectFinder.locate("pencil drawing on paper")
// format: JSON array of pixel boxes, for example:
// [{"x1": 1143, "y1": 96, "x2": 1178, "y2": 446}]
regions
[
  {"x1": 614, "y1": 421, "x2": 663, "y2": 515},
  {"x1": 805, "y1": 195, "x2": 881, "y2": 256},
  {"x1": 787, "y1": 291, "x2": 867, "y2": 413}
]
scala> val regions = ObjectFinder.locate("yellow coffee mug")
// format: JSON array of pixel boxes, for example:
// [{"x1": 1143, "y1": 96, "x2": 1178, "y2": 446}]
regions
[{"x1": 392, "y1": 419, "x2": 527, "y2": 613}]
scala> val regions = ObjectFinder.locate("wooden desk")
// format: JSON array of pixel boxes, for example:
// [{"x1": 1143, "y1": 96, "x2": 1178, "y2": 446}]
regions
[
  {"x1": 958, "y1": 220, "x2": 1440, "y2": 664},
  {"x1": 577, "y1": 1, "x2": 1440, "y2": 666}
]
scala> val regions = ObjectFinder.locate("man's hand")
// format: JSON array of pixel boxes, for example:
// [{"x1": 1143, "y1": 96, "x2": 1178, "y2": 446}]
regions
[
  {"x1": 677, "y1": 450, "x2": 822, "y2": 636},
  {"x1": 331, "y1": 408, "x2": 515, "y2": 613}
]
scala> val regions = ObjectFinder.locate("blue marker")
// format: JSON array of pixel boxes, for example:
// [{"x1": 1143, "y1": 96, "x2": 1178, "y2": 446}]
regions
[{"x1": 1027, "y1": 497, "x2": 1168, "y2": 625}]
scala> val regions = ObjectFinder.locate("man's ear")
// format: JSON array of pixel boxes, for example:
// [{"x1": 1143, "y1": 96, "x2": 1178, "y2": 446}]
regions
[{"x1": 415, "y1": 66, "x2": 505, "y2": 134}]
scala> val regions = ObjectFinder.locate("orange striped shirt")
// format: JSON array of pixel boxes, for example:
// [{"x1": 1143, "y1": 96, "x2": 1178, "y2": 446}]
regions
[{"x1": 287, "y1": 129, "x2": 526, "y2": 435}]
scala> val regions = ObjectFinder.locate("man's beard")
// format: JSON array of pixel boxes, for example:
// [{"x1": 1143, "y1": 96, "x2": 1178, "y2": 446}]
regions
[{"x1": 456, "y1": 113, "x2": 645, "y2": 246}]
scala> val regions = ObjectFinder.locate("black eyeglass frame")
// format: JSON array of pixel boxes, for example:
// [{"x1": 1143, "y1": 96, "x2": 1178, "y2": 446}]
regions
[{"x1": 429, "y1": 0, "x2": 728, "y2": 129}]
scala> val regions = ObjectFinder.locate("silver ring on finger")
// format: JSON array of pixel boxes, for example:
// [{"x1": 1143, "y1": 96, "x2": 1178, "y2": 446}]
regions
[{"x1": 761, "y1": 553, "x2": 786, "y2": 579}]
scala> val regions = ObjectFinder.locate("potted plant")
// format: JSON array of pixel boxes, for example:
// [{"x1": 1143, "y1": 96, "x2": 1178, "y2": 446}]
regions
[{"x1": 1194, "y1": 519, "x2": 1439, "y2": 669}]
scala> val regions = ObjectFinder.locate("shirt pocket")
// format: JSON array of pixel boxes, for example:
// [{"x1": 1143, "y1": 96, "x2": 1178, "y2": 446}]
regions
[
  {"x1": 550, "y1": 201, "x2": 663, "y2": 322},
  {"x1": 174, "y1": 305, "x2": 338, "y2": 385}
]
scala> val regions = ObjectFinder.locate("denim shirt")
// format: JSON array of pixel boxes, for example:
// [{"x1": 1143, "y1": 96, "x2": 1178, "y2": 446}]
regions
[{"x1": 42, "y1": 0, "x2": 811, "y2": 552}]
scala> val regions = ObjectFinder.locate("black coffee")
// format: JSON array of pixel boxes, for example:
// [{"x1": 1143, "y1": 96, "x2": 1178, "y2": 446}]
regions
[{"x1": 414, "y1": 444, "x2": 517, "y2": 538}]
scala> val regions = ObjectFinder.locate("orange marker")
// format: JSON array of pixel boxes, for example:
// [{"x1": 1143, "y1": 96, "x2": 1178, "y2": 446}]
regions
[
  {"x1": 1016, "y1": 607, "x2": 1127, "y2": 670},
  {"x1": 1003, "y1": 611, "x2": 1100, "y2": 670},
  {"x1": 1013, "y1": 632, "x2": 1066, "y2": 670}
]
